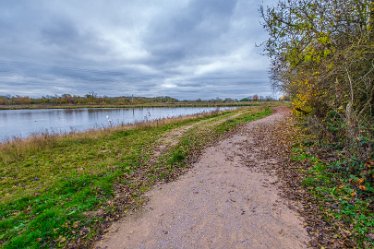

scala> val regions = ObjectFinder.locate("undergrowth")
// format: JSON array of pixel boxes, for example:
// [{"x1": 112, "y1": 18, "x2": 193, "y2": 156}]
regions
[{"x1": 292, "y1": 138, "x2": 373, "y2": 248}]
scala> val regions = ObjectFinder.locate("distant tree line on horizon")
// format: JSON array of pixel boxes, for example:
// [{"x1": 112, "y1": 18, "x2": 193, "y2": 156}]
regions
[{"x1": 0, "y1": 93, "x2": 279, "y2": 106}]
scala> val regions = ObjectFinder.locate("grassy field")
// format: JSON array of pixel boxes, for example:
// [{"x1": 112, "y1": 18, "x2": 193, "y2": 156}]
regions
[{"x1": 0, "y1": 105, "x2": 272, "y2": 248}]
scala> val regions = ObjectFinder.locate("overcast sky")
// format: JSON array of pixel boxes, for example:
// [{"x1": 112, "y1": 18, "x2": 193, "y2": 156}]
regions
[{"x1": 0, "y1": 0, "x2": 276, "y2": 99}]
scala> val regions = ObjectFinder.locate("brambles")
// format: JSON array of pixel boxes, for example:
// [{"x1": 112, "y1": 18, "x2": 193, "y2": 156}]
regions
[{"x1": 261, "y1": 0, "x2": 373, "y2": 158}]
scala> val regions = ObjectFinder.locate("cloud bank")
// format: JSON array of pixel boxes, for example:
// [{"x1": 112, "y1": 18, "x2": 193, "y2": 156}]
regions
[{"x1": 0, "y1": 0, "x2": 276, "y2": 99}]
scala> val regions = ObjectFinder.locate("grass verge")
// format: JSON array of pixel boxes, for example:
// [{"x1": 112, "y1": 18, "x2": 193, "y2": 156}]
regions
[
  {"x1": 0, "y1": 106, "x2": 272, "y2": 248},
  {"x1": 291, "y1": 138, "x2": 373, "y2": 248}
]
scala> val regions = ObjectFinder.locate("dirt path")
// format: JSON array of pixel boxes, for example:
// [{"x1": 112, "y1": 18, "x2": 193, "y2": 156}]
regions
[
  {"x1": 151, "y1": 111, "x2": 245, "y2": 161},
  {"x1": 95, "y1": 107, "x2": 309, "y2": 249}
]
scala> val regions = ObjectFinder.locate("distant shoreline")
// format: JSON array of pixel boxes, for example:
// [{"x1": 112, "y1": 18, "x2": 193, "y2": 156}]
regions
[{"x1": 0, "y1": 101, "x2": 270, "y2": 110}]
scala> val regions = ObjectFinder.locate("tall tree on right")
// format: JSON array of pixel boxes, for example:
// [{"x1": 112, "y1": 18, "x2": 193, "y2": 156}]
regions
[{"x1": 261, "y1": 0, "x2": 373, "y2": 160}]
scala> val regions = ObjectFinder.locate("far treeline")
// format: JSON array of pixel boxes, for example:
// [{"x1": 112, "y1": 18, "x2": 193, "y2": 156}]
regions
[
  {"x1": 262, "y1": 0, "x2": 373, "y2": 246},
  {"x1": 0, "y1": 93, "x2": 278, "y2": 106}
]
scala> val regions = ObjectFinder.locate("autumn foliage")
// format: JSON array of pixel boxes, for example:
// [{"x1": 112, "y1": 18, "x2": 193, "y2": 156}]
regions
[{"x1": 262, "y1": 0, "x2": 373, "y2": 175}]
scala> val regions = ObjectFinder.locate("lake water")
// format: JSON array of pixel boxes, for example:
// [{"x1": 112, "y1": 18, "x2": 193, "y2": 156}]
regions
[{"x1": 0, "y1": 107, "x2": 236, "y2": 141}]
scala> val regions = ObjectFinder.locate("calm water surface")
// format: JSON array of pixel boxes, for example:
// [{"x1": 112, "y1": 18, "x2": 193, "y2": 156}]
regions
[{"x1": 0, "y1": 107, "x2": 236, "y2": 141}]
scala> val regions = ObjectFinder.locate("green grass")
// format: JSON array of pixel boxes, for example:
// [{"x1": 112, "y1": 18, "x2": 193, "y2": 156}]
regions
[
  {"x1": 0, "y1": 106, "x2": 272, "y2": 248},
  {"x1": 159, "y1": 107, "x2": 273, "y2": 171},
  {"x1": 291, "y1": 146, "x2": 374, "y2": 248}
]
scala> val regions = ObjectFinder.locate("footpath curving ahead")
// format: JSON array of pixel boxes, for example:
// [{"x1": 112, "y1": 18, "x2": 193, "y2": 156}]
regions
[{"x1": 95, "y1": 107, "x2": 309, "y2": 249}]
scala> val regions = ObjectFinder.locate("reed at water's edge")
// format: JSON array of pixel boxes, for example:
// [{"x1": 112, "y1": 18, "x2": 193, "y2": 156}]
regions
[{"x1": 0, "y1": 109, "x2": 225, "y2": 163}]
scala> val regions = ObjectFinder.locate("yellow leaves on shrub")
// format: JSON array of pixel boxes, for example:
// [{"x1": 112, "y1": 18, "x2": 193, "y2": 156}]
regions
[
  {"x1": 291, "y1": 79, "x2": 314, "y2": 115},
  {"x1": 317, "y1": 34, "x2": 330, "y2": 45}
]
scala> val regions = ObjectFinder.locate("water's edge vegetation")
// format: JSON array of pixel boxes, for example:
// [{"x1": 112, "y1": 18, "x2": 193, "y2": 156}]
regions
[
  {"x1": 0, "y1": 106, "x2": 239, "y2": 142},
  {"x1": 0, "y1": 100, "x2": 280, "y2": 111},
  {"x1": 0, "y1": 106, "x2": 272, "y2": 248}
]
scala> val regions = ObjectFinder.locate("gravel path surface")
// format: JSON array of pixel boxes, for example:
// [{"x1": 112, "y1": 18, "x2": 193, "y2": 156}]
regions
[{"x1": 95, "y1": 107, "x2": 309, "y2": 249}]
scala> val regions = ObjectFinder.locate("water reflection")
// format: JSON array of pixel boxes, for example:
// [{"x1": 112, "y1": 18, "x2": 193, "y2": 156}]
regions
[{"x1": 0, "y1": 107, "x2": 236, "y2": 141}]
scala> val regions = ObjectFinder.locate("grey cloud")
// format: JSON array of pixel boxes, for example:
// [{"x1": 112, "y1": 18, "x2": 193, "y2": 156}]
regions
[{"x1": 0, "y1": 0, "x2": 277, "y2": 99}]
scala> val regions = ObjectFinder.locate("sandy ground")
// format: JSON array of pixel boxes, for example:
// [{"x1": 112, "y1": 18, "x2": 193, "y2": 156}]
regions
[
  {"x1": 94, "y1": 107, "x2": 309, "y2": 249},
  {"x1": 151, "y1": 111, "x2": 245, "y2": 161}
]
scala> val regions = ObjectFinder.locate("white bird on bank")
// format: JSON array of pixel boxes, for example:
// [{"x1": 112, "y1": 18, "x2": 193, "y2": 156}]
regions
[{"x1": 106, "y1": 115, "x2": 112, "y2": 126}]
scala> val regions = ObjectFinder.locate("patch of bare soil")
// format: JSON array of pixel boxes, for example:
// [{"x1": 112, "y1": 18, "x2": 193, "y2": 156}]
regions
[
  {"x1": 94, "y1": 107, "x2": 310, "y2": 249},
  {"x1": 150, "y1": 112, "x2": 245, "y2": 163}
]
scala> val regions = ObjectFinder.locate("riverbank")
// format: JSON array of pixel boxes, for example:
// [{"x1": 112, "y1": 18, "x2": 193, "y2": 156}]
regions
[
  {"x1": 0, "y1": 106, "x2": 272, "y2": 248},
  {"x1": 0, "y1": 106, "x2": 238, "y2": 142}
]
